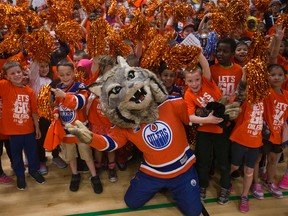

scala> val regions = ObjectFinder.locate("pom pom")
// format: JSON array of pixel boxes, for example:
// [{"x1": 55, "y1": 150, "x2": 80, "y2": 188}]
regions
[
  {"x1": 247, "y1": 31, "x2": 269, "y2": 62},
  {"x1": 144, "y1": 0, "x2": 162, "y2": 17},
  {"x1": 108, "y1": 0, "x2": 118, "y2": 17},
  {"x1": 37, "y1": 85, "x2": 54, "y2": 122},
  {"x1": 55, "y1": 20, "x2": 82, "y2": 47},
  {"x1": 254, "y1": 0, "x2": 271, "y2": 12},
  {"x1": 107, "y1": 29, "x2": 131, "y2": 57},
  {"x1": 0, "y1": 34, "x2": 22, "y2": 54},
  {"x1": 245, "y1": 58, "x2": 270, "y2": 103},
  {"x1": 163, "y1": 44, "x2": 202, "y2": 71},
  {"x1": 124, "y1": 12, "x2": 151, "y2": 41},
  {"x1": 75, "y1": 69, "x2": 86, "y2": 83},
  {"x1": 24, "y1": 28, "x2": 55, "y2": 62},
  {"x1": 87, "y1": 18, "x2": 110, "y2": 57},
  {"x1": 140, "y1": 34, "x2": 170, "y2": 70}
]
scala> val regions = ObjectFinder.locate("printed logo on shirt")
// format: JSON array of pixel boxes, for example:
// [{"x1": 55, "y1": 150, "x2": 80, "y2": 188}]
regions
[
  {"x1": 218, "y1": 76, "x2": 236, "y2": 96},
  {"x1": 273, "y1": 100, "x2": 288, "y2": 131},
  {"x1": 59, "y1": 104, "x2": 76, "y2": 124},
  {"x1": 196, "y1": 92, "x2": 214, "y2": 107},
  {"x1": 143, "y1": 121, "x2": 172, "y2": 150},
  {"x1": 13, "y1": 94, "x2": 30, "y2": 124},
  {"x1": 247, "y1": 102, "x2": 264, "y2": 136}
]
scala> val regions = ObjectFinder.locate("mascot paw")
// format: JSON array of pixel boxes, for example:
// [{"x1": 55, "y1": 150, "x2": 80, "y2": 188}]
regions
[{"x1": 65, "y1": 120, "x2": 93, "y2": 144}]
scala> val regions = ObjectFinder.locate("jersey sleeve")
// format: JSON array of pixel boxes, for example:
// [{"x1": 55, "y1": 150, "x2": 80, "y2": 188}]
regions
[
  {"x1": 62, "y1": 89, "x2": 87, "y2": 110},
  {"x1": 90, "y1": 126, "x2": 128, "y2": 152}
]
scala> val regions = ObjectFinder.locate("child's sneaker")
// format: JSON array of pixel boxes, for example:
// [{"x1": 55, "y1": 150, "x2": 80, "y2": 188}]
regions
[
  {"x1": 251, "y1": 183, "x2": 264, "y2": 200},
  {"x1": 52, "y1": 156, "x2": 67, "y2": 169},
  {"x1": 90, "y1": 175, "x2": 103, "y2": 194},
  {"x1": 239, "y1": 196, "x2": 249, "y2": 213},
  {"x1": 17, "y1": 177, "x2": 26, "y2": 190},
  {"x1": 218, "y1": 187, "x2": 230, "y2": 205},
  {"x1": 30, "y1": 171, "x2": 46, "y2": 184},
  {"x1": 38, "y1": 163, "x2": 48, "y2": 175},
  {"x1": 200, "y1": 187, "x2": 206, "y2": 201},
  {"x1": 108, "y1": 168, "x2": 118, "y2": 183},
  {"x1": 278, "y1": 175, "x2": 288, "y2": 190},
  {"x1": 0, "y1": 173, "x2": 13, "y2": 184},
  {"x1": 70, "y1": 173, "x2": 81, "y2": 192},
  {"x1": 263, "y1": 182, "x2": 283, "y2": 198}
]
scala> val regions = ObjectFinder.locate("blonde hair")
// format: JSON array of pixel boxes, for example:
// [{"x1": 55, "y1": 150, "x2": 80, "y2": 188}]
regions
[{"x1": 184, "y1": 65, "x2": 202, "y2": 77}]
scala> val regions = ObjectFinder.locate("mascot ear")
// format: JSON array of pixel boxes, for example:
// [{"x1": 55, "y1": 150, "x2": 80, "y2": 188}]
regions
[
  {"x1": 87, "y1": 82, "x2": 102, "y2": 97},
  {"x1": 117, "y1": 56, "x2": 129, "y2": 67}
]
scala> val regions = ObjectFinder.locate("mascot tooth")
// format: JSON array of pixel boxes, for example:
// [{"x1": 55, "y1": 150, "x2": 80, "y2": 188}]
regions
[{"x1": 67, "y1": 56, "x2": 203, "y2": 215}]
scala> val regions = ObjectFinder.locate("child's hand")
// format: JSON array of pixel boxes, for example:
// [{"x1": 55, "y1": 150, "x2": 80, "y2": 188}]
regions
[
  {"x1": 54, "y1": 113, "x2": 59, "y2": 120},
  {"x1": 35, "y1": 127, "x2": 41, "y2": 140},
  {"x1": 206, "y1": 111, "x2": 223, "y2": 124},
  {"x1": 51, "y1": 88, "x2": 66, "y2": 98}
]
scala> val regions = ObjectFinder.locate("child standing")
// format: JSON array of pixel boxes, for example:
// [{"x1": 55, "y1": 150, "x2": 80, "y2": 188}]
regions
[
  {"x1": 229, "y1": 69, "x2": 265, "y2": 213},
  {"x1": 51, "y1": 60, "x2": 100, "y2": 193},
  {"x1": 252, "y1": 64, "x2": 288, "y2": 200},
  {"x1": 0, "y1": 61, "x2": 45, "y2": 190},
  {"x1": 184, "y1": 53, "x2": 231, "y2": 205},
  {"x1": 158, "y1": 61, "x2": 182, "y2": 97},
  {"x1": 29, "y1": 60, "x2": 67, "y2": 174},
  {"x1": 210, "y1": 38, "x2": 243, "y2": 99},
  {"x1": 87, "y1": 55, "x2": 118, "y2": 184}
]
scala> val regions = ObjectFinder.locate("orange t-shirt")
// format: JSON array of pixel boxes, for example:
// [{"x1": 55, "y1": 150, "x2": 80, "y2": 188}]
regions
[
  {"x1": 230, "y1": 100, "x2": 264, "y2": 148},
  {"x1": 0, "y1": 80, "x2": 37, "y2": 135},
  {"x1": 210, "y1": 63, "x2": 243, "y2": 97},
  {"x1": 184, "y1": 77, "x2": 223, "y2": 134},
  {"x1": 87, "y1": 95, "x2": 112, "y2": 128},
  {"x1": 263, "y1": 89, "x2": 288, "y2": 145}
]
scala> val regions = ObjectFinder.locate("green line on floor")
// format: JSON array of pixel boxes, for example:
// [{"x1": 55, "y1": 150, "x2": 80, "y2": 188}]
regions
[{"x1": 68, "y1": 191, "x2": 288, "y2": 216}]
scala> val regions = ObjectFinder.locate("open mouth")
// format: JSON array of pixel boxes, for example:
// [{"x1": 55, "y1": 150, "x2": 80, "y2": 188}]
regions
[{"x1": 129, "y1": 87, "x2": 147, "y2": 104}]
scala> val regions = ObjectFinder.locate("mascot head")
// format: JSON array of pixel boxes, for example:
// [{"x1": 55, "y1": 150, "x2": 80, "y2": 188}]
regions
[{"x1": 88, "y1": 56, "x2": 168, "y2": 128}]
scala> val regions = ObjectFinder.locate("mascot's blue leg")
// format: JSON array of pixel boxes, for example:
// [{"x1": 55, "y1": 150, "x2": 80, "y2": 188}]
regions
[
  {"x1": 124, "y1": 170, "x2": 163, "y2": 209},
  {"x1": 169, "y1": 166, "x2": 202, "y2": 216}
]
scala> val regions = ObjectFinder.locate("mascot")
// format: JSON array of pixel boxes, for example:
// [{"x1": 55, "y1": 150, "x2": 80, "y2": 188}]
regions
[{"x1": 66, "y1": 57, "x2": 203, "y2": 216}]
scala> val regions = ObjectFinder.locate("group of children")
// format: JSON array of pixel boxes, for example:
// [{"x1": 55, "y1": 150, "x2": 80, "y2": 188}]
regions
[{"x1": 0, "y1": 0, "x2": 288, "y2": 215}]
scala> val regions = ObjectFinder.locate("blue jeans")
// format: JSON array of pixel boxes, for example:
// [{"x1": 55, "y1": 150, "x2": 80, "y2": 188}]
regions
[
  {"x1": 10, "y1": 133, "x2": 39, "y2": 178},
  {"x1": 124, "y1": 165, "x2": 202, "y2": 216}
]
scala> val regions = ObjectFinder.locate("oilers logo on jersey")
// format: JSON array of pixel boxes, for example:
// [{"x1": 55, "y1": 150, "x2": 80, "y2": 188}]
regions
[
  {"x1": 59, "y1": 105, "x2": 76, "y2": 124},
  {"x1": 143, "y1": 121, "x2": 172, "y2": 150}
]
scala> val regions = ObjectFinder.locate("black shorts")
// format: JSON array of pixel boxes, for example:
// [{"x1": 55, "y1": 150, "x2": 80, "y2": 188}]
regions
[
  {"x1": 231, "y1": 142, "x2": 260, "y2": 168},
  {"x1": 261, "y1": 139, "x2": 283, "y2": 154}
]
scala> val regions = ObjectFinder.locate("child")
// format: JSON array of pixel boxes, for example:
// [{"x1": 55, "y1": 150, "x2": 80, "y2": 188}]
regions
[
  {"x1": 73, "y1": 50, "x2": 89, "y2": 66},
  {"x1": 210, "y1": 37, "x2": 243, "y2": 99},
  {"x1": 29, "y1": 60, "x2": 67, "y2": 174},
  {"x1": 252, "y1": 64, "x2": 287, "y2": 200},
  {"x1": 158, "y1": 61, "x2": 182, "y2": 97},
  {"x1": 229, "y1": 68, "x2": 265, "y2": 213},
  {"x1": 51, "y1": 60, "x2": 101, "y2": 193},
  {"x1": 0, "y1": 61, "x2": 45, "y2": 190},
  {"x1": 184, "y1": 53, "x2": 231, "y2": 205},
  {"x1": 233, "y1": 41, "x2": 249, "y2": 67},
  {"x1": 87, "y1": 55, "x2": 117, "y2": 185}
]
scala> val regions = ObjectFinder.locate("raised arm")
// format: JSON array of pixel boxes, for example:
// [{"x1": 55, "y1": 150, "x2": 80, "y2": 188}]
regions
[
  {"x1": 199, "y1": 52, "x2": 211, "y2": 81},
  {"x1": 269, "y1": 23, "x2": 285, "y2": 64}
]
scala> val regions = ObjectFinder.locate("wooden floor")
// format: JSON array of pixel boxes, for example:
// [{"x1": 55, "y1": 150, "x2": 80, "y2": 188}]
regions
[{"x1": 0, "y1": 149, "x2": 287, "y2": 216}]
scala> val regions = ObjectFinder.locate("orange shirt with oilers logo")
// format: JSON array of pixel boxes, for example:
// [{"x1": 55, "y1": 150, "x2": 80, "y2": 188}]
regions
[
  {"x1": 210, "y1": 63, "x2": 243, "y2": 98},
  {"x1": 230, "y1": 100, "x2": 264, "y2": 148},
  {"x1": 263, "y1": 89, "x2": 288, "y2": 145},
  {"x1": 54, "y1": 81, "x2": 88, "y2": 144},
  {"x1": 89, "y1": 97, "x2": 196, "y2": 179},
  {"x1": 184, "y1": 77, "x2": 223, "y2": 134},
  {"x1": 0, "y1": 80, "x2": 37, "y2": 135}
]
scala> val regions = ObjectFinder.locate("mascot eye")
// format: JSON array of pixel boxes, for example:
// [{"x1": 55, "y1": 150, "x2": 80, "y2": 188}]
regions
[
  {"x1": 127, "y1": 70, "x2": 135, "y2": 80},
  {"x1": 109, "y1": 86, "x2": 122, "y2": 96}
]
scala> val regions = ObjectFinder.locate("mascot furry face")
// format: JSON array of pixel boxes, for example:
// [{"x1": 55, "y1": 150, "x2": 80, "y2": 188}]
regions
[{"x1": 89, "y1": 57, "x2": 168, "y2": 128}]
